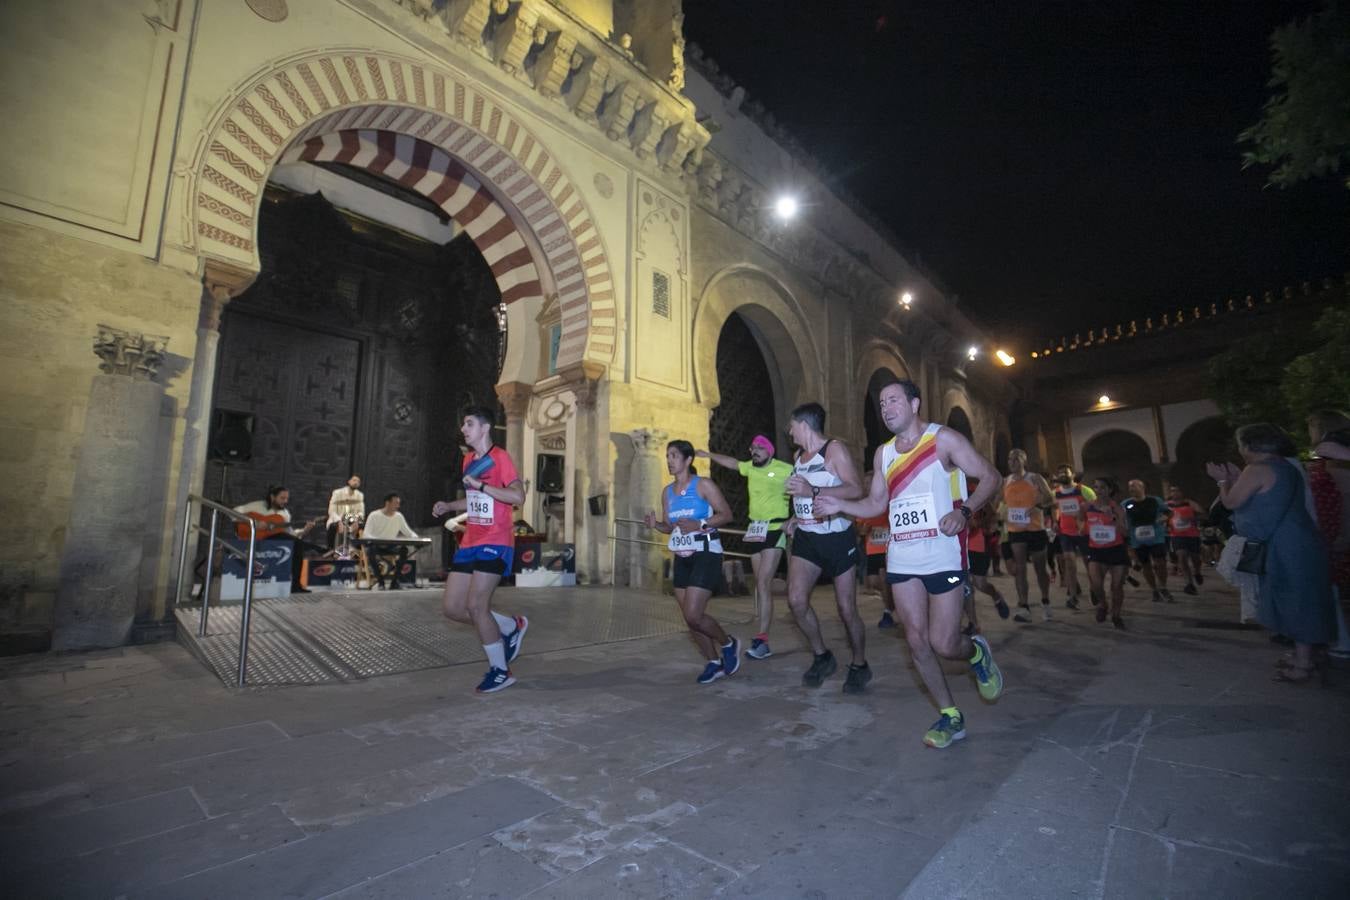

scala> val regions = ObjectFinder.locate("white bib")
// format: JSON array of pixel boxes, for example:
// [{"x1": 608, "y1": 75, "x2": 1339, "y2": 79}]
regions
[
  {"x1": 1090, "y1": 524, "x2": 1117, "y2": 545},
  {"x1": 792, "y1": 495, "x2": 816, "y2": 522},
  {"x1": 667, "y1": 528, "x2": 698, "y2": 557},
  {"x1": 1173, "y1": 515, "x2": 1193, "y2": 531},
  {"x1": 869, "y1": 525, "x2": 889, "y2": 546},
  {"x1": 1133, "y1": 524, "x2": 1157, "y2": 542},
  {"x1": 889, "y1": 492, "x2": 939, "y2": 542},
  {"x1": 467, "y1": 490, "x2": 494, "y2": 525},
  {"x1": 1057, "y1": 498, "x2": 1081, "y2": 515},
  {"x1": 744, "y1": 520, "x2": 770, "y2": 543},
  {"x1": 1007, "y1": 507, "x2": 1032, "y2": 526}
]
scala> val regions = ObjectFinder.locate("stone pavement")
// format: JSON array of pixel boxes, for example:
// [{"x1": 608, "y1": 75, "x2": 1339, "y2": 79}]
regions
[{"x1": 1, "y1": 574, "x2": 1347, "y2": 898}]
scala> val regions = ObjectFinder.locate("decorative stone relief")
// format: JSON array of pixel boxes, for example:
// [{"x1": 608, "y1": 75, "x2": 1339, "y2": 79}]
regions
[
  {"x1": 93, "y1": 326, "x2": 169, "y2": 381},
  {"x1": 245, "y1": 0, "x2": 288, "y2": 22},
  {"x1": 539, "y1": 433, "x2": 566, "y2": 451},
  {"x1": 593, "y1": 172, "x2": 614, "y2": 198}
]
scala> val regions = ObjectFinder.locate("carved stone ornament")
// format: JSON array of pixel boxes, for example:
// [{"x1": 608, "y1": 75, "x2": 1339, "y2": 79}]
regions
[
  {"x1": 93, "y1": 325, "x2": 169, "y2": 381},
  {"x1": 539, "y1": 433, "x2": 566, "y2": 451},
  {"x1": 245, "y1": 0, "x2": 288, "y2": 22}
]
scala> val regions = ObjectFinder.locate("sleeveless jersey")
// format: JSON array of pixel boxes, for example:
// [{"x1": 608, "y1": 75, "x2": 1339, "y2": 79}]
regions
[
  {"x1": 1086, "y1": 506, "x2": 1123, "y2": 549},
  {"x1": 1004, "y1": 476, "x2": 1043, "y2": 532},
  {"x1": 881, "y1": 424, "x2": 967, "y2": 575},
  {"x1": 664, "y1": 476, "x2": 723, "y2": 554},
  {"x1": 1054, "y1": 486, "x2": 1089, "y2": 536},
  {"x1": 793, "y1": 440, "x2": 852, "y2": 534},
  {"x1": 1167, "y1": 500, "x2": 1200, "y2": 537}
]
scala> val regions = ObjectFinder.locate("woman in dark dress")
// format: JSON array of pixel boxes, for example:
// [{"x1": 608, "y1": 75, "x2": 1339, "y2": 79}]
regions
[{"x1": 1208, "y1": 424, "x2": 1335, "y2": 682}]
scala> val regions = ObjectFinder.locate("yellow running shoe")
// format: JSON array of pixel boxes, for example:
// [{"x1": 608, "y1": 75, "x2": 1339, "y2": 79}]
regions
[
  {"x1": 970, "y1": 635, "x2": 1004, "y2": 701},
  {"x1": 923, "y1": 711, "x2": 966, "y2": 749}
]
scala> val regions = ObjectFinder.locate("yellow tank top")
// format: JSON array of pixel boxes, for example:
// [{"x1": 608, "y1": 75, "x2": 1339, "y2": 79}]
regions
[{"x1": 1003, "y1": 477, "x2": 1043, "y2": 532}]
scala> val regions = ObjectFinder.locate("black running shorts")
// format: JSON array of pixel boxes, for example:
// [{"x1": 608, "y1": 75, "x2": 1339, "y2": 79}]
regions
[{"x1": 792, "y1": 527, "x2": 859, "y2": 580}]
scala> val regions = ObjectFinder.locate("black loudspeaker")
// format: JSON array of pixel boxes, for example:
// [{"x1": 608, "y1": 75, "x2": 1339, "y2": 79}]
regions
[
  {"x1": 209, "y1": 409, "x2": 255, "y2": 462},
  {"x1": 536, "y1": 454, "x2": 565, "y2": 493}
]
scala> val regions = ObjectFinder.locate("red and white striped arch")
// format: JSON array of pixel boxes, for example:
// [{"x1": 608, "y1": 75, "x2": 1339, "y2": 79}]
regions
[
  {"x1": 281, "y1": 129, "x2": 542, "y2": 305},
  {"x1": 188, "y1": 51, "x2": 616, "y2": 369}
]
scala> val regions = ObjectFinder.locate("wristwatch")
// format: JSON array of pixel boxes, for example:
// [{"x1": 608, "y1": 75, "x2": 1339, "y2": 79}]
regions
[
  {"x1": 699, "y1": 518, "x2": 709, "y2": 531},
  {"x1": 958, "y1": 505, "x2": 973, "y2": 520},
  {"x1": 811, "y1": 486, "x2": 820, "y2": 498}
]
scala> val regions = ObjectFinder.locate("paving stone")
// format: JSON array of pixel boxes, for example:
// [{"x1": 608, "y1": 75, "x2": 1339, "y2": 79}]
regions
[
  {"x1": 139, "y1": 778, "x2": 558, "y2": 899},
  {"x1": 324, "y1": 837, "x2": 556, "y2": 899},
  {"x1": 531, "y1": 835, "x2": 736, "y2": 899}
]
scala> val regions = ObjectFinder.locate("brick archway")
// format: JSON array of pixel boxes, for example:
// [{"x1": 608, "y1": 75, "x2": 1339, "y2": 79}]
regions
[{"x1": 188, "y1": 50, "x2": 616, "y2": 369}]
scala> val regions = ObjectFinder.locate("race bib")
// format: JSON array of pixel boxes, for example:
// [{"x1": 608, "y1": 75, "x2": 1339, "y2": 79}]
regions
[
  {"x1": 744, "y1": 520, "x2": 770, "y2": 543},
  {"x1": 1007, "y1": 507, "x2": 1032, "y2": 526},
  {"x1": 793, "y1": 495, "x2": 816, "y2": 522},
  {"x1": 668, "y1": 528, "x2": 698, "y2": 557},
  {"x1": 869, "y1": 526, "x2": 889, "y2": 546},
  {"x1": 890, "y1": 493, "x2": 939, "y2": 542},
  {"x1": 1090, "y1": 524, "x2": 1117, "y2": 545},
  {"x1": 1058, "y1": 498, "x2": 1081, "y2": 516},
  {"x1": 1173, "y1": 516, "x2": 1193, "y2": 531},
  {"x1": 466, "y1": 490, "x2": 494, "y2": 525},
  {"x1": 1133, "y1": 524, "x2": 1157, "y2": 541}
]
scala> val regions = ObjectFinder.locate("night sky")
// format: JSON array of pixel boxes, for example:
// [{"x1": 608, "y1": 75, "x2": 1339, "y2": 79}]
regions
[{"x1": 681, "y1": 0, "x2": 1350, "y2": 349}]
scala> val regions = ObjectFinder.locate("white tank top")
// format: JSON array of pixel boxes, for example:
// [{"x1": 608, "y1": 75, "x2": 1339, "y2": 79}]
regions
[
  {"x1": 793, "y1": 440, "x2": 852, "y2": 534},
  {"x1": 881, "y1": 423, "x2": 967, "y2": 575}
]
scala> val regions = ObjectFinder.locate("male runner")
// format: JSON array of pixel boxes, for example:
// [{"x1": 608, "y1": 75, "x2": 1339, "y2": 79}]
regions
[
  {"x1": 432, "y1": 406, "x2": 529, "y2": 693},
  {"x1": 698, "y1": 434, "x2": 793, "y2": 658},
  {"x1": 1051, "y1": 464, "x2": 1096, "y2": 609},
  {"x1": 1124, "y1": 479, "x2": 1174, "y2": 603},
  {"x1": 1165, "y1": 484, "x2": 1204, "y2": 595},
  {"x1": 817, "y1": 378, "x2": 1004, "y2": 748},
  {"x1": 1003, "y1": 449, "x2": 1055, "y2": 622},
  {"x1": 782, "y1": 403, "x2": 869, "y2": 693}
]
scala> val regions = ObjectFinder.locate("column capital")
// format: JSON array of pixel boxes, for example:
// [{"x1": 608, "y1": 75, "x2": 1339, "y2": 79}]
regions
[
  {"x1": 93, "y1": 325, "x2": 169, "y2": 381},
  {"x1": 494, "y1": 380, "x2": 533, "y2": 419},
  {"x1": 629, "y1": 428, "x2": 669, "y2": 453},
  {"x1": 200, "y1": 259, "x2": 257, "y2": 331}
]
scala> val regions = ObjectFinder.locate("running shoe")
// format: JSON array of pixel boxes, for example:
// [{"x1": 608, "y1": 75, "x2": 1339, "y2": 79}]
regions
[
  {"x1": 842, "y1": 662, "x2": 872, "y2": 694},
  {"x1": 1066, "y1": 596, "x2": 1080, "y2": 610},
  {"x1": 1013, "y1": 604, "x2": 1032, "y2": 623},
  {"x1": 721, "y1": 636, "x2": 742, "y2": 677},
  {"x1": 1183, "y1": 583, "x2": 1198, "y2": 596},
  {"x1": 969, "y1": 635, "x2": 1003, "y2": 701},
  {"x1": 923, "y1": 711, "x2": 967, "y2": 749},
  {"x1": 878, "y1": 611, "x2": 896, "y2": 629},
  {"x1": 1161, "y1": 589, "x2": 1176, "y2": 604},
  {"x1": 1041, "y1": 604, "x2": 1052, "y2": 622},
  {"x1": 502, "y1": 615, "x2": 529, "y2": 664},
  {"x1": 697, "y1": 661, "x2": 725, "y2": 684},
  {"x1": 802, "y1": 650, "x2": 838, "y2": 687},
  {"x1": 1112, "y1": 617, "x2": 1125, "y2": 629},
  {"x1": 994, "y1": 596, "x2": 1010, "y2": 619},
  {"x1": 1095, "y1": 603, "x2": 1107, "y2": 623},
  {"x1": 746, "y1": 637, "x2": 773, "y2": 659},
  {"x1": 1151, "y1": 591, "x2": 1163, "y2": 603},
  {"x1": 476, "y1": 666, "x2": 515, "y2": 693}
]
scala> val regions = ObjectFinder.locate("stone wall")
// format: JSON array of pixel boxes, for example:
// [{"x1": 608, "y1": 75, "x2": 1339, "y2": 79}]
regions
[{"x1": 0, "y1": 222, "x2": 202, "y2": 647}]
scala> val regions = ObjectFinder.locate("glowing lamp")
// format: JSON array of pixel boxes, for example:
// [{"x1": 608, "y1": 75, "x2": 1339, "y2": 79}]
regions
[
  {"x1": 1098, "y1": 394, "x2": 1111, "y2": 405},
  {"x1": 773, "y1": 195, "x2": 799, "y2": 221},
  {"x1": 995, "y1": 349, "x2": 1016, "y2": 367},
  {"x1": 967, "y1": 346, "x2": 979, "y2": 361}
]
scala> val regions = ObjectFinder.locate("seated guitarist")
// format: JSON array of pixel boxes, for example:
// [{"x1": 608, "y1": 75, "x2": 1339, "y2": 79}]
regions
[{"x1": 234, "y1": 485, "x2": 321, "y2": 594}]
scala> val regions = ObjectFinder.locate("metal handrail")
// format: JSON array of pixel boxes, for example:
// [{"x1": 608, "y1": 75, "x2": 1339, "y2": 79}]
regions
[
  {"x1": 612, "y1": 517, "x2": 758, "y2": 560},
  {"x1": 174, "y1": 494, "x2": 258, "y2": 687}
]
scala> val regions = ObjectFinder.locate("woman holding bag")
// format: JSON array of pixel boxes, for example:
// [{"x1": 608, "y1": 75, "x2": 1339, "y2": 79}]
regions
[{"x1": 1208, "y1": 423, "x2": 1335, "y2": 683}]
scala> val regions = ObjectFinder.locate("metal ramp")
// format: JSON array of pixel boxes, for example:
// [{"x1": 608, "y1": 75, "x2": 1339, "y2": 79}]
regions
[{"x1": 176, "y1": 585, "x2": 749, "y2": 687}]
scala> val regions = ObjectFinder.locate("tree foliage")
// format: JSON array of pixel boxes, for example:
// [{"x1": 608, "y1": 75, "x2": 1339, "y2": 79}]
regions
[{"x1": 1239, "y1": 1, "x2": 1350, "y2": 189}]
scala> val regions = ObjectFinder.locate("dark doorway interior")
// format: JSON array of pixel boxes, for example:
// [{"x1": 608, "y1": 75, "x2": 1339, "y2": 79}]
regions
[
  {"x1": 207, "y1": 189, "x2": 504, "y2": 526},
  {"x1": 708, "y1": 312, "x2": 778, "y2": 547},
  {"x1": 863, "y1": 368, "x2": 902, "y2": 466}
]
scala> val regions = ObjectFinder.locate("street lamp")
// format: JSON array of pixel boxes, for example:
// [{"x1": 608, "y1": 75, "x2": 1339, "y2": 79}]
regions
[
  {"x1": 900, "y1": 291, "x2": 913, "y2": 309},
  {"x1": 967, "y1": 345, "x2": 979, "y2": 361},
  {"x1": 773, "y1": 195, "x2": 799, "y2": 221},
  {"x1": 995, "y1": 349, "x2": 1016, "y2": 367}
]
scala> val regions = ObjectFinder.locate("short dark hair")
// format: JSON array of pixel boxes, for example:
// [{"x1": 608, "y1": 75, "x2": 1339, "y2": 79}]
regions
[
  {"x1": 463, "y1": 405, "x2": 496, "y2": 428},
  {"x1": 1236, "y1": 423, "x2": 1296, "y2": 457},
  {"x1": 790, "y1": 402, "x2": 826, "y2": 433},
  {"x1": 878, "y1": 377, "x2": 921, "y2": 403},
  {"x1": 382, "y1": 492, "x2": 400, "y2": 504},
  {"x1": 1095, "y1": 476, "x2": 1120, "y2": 498},
  {"x1": 666, "y1": 439, "x2": 697, "y2": 475}
]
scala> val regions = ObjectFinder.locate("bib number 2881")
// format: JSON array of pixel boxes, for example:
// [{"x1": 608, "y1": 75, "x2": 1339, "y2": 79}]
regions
[{"x1": 890, "y1": 493, "x2": 939, "y2": 542}]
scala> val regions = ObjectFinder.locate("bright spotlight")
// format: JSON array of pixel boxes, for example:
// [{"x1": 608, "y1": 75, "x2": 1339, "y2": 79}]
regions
[
  {"x1": 1098, "y1": 394, "x2": 1111, "y2": 405},
  {"x1": 773, "y1": 195, "x2": 799, "y2": 221},
  {"x1": 995, "y1": 349, "x2": 1016, "y2": 367},
  {"x1": 900, "y1": 291, "x2": 913, "y2": 308},
  {"x1": 967, "y1": 346, "x2": 979, "y2": 361}
]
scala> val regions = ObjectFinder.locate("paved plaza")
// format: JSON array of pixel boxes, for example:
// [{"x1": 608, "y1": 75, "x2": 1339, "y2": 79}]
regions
[{"x1": 1, "y1": 575, "x2": 1347, "y2": 898}]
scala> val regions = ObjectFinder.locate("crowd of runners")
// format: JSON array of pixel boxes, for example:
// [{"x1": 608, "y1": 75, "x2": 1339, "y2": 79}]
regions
[{"x1": 431, "y1": 380, "x2": 1255, "y2": 750}]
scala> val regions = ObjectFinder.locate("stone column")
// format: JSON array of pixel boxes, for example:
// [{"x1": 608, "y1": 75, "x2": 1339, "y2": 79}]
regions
[
  {"x1": 627, "y1": 427, "x2": 668, "y2": 590},
  {"x1": 495, "y1": 380, "x2": 532, "y2": 471},
  {"x1": 52, "y1": 327, "x2": 171, "y2": 650}
]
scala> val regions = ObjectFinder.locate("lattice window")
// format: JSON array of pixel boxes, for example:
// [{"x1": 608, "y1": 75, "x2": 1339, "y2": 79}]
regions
[{"x1": 652, "y1": 270, "x2": 671, "y2": 318}]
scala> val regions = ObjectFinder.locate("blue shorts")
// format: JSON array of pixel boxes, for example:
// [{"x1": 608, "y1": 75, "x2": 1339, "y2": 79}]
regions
[{"x1": 451, "y1": 544, "x2": 514, "y2": 576}]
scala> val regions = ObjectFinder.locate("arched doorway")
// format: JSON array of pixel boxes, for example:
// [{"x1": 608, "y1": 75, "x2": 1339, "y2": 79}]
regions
[
  {"x1": 708, "y1": 312, "x2": 779, "y2": 542},
  {"x1": 863, "y1": 367, "x2": 902, "y2": 465},
  {"x1": 994, "y1": 432, "x2": 1013, "y2": 476},
  {"x1": 946, "y1": 407, "x2": 974, "y2": 441},
  {"x1": 1173, "y1": 417, "x2": 1237, "y2": 506},
  {"x1": 1082, "y1": 430, "x2": 1155, "y2": 486}
]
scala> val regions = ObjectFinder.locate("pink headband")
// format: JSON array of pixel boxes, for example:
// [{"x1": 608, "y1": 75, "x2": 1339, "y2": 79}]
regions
[{"x1": 751, "y1": 434, "x2": 775, "y2": 455}]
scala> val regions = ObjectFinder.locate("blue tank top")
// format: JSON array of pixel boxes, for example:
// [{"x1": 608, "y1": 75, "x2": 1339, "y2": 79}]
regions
[{"x1": 664, "y1": 476, "x2": 723, "y2": 554}]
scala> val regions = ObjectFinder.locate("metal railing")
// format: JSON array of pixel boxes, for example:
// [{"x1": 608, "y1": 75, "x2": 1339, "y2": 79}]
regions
[
  {"x1": 173, "y1": 494, "x2": 258, "y2": 687},
  {"x1": 612, "y1": 517, "x2": 756, "y2": 560}
]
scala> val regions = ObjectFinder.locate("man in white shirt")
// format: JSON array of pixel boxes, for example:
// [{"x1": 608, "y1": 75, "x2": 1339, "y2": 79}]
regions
[
  {"x1": 326, "y1": 474, "x2": 366, "y2": 549},
  {"x1": 233, "y1": 486, "x2": 320, "y2": 594},
  {"x1": 364, "y1": 493, "x2": 418, "y2": 590}
]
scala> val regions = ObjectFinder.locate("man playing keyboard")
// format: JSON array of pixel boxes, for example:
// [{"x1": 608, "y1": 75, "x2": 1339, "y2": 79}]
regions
[{"x1": 363, "y1": 493, "x2": 419, "y2": 590}]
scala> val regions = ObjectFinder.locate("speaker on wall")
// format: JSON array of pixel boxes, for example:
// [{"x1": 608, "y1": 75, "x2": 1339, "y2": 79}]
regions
[
  {"x1": 536, "y1": 454, "x2": 565, "y2": 494},
  {"x1": 209, "y1": 409, "x2": 255, "y2": 462}
]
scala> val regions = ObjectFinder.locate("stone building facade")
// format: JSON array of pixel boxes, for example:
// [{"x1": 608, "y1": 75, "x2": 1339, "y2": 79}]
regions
[{"x1": 0, "y1": 0, "x2": 1011, "y2": 652}]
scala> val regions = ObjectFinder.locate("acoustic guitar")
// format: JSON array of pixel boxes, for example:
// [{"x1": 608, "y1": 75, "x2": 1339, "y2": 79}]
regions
[{"x1": 236, "y1": 512, "x2": 322, "y2": 540}]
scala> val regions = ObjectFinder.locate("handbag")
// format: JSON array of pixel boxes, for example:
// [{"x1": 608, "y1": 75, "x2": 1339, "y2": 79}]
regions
[{"x1": 1233, "y1": 461, "x2": 1302, "y2": 576}]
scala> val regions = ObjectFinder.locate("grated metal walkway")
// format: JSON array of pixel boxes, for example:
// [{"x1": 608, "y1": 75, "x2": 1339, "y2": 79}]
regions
[{"x1": 175, "y1": 585, "x2": 755, "y2": 687}]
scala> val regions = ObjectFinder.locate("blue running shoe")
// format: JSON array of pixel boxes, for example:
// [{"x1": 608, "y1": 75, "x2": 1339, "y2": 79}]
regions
[
  {"x1": 969, "y1": 635, "x2": 1003, "y2": 701},
  {"x1": 746, "y1": 638, "x2": 772, "y2": 659},
  {"x1": 502, "y1": 615, "x2": 529, "y2": 664},
  {"x1": 923, "y1": 711, "x2": 966, "y2": 749},
  {"x1": 878, "y1": 611, "x2": 896, "y2": 629},
  {"x1": 697, "y1": 661, "x2": 724, "y2": 684},
  {"x1": 721, "y1": 636, "x2": 741, "y2": 676},
  {"x1": 475, "y1": 666, "x2": 515, "y2": 693}
]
